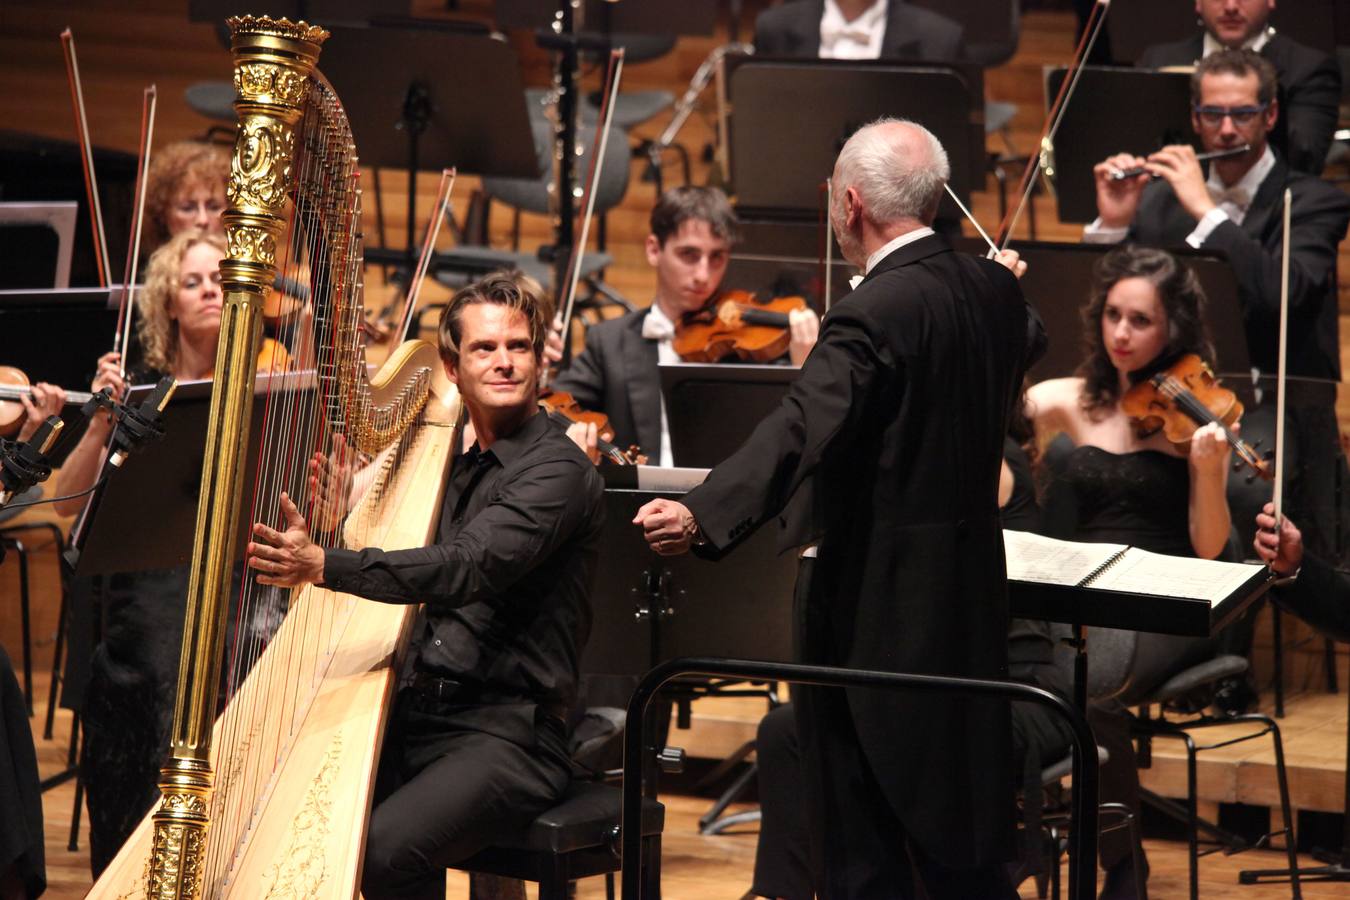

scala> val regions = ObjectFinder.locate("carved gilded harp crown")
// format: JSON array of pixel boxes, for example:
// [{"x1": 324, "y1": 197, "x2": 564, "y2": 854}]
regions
[{"x1": 88, "y1": 15, "x2": 461, "y2": 900}]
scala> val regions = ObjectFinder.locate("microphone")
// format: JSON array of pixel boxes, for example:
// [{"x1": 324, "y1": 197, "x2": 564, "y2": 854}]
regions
[
  {"x1": 0, "y1": 416, "x2": 64, "y2": 507},
  {"x1": 106, "y1": 376, "x2": 178, "y2": 468}
]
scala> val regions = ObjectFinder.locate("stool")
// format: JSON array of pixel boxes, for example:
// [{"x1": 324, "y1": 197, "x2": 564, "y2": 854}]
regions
[{"x1": 451, "y1": 780, "x2": 665, "y2": 900}]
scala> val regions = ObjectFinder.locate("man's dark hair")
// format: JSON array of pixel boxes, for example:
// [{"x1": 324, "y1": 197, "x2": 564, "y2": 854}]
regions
[
  {"x1": 1077, "y1": 245, "x2": 1214, "y2": 414},
  {"x1": 438, "y1": 270, "x2": 549, "y2": 368},
  {"x1": 1191, "y1": 48, "x2": 1278, "y2": 107},
  {"x1": 649, "y1": 185, "x2": 740, "y2": 247}
]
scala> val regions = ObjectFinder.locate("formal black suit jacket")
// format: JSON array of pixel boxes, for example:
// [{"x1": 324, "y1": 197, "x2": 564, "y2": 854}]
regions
[
  {"x1": 551, "y1": 308, "x2": 663, "y2": 461},
  {"x1": 684, "y1": 234, "x2": 1043, "y2": 868},
  {"x1": 1137, "y1": 32, "x2": 1341, "y2": 175},
  {"x1": 753, "y1": 0, "x2": 964, "y2": 61},
  {"x1": 1125, "y1": 156, "x2": 1350, "y2": 380}
]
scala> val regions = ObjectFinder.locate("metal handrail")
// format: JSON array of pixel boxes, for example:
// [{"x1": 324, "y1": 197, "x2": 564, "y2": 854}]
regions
[{"x1": 620, "y1": 656, "x2": 1099, "y2": 900}]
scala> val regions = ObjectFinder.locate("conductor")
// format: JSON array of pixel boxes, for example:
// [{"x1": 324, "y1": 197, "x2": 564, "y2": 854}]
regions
[{"x1": 634, "y1": 118, "x2": 1044, "y2": 897}]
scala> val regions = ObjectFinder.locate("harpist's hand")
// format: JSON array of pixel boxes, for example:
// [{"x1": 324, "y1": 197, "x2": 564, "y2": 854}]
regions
[
  {"x1": 248, "y1": 492, "x2": 325, "y2": 587},
  {"x1": 634, "y1": 498, "x2": 699, "y2": 556}
]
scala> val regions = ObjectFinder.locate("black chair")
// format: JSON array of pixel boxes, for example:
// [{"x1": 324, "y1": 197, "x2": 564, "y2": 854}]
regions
[
  {"x1": 1038, "y1": 747, "x2": 1146, "y2": 900},
  {"x1": 449, "y1": 780, "x2": 664, "y2": 900},
  {"x1": 1130, "y1": 655, "x2": 1302, "y2": 900}
]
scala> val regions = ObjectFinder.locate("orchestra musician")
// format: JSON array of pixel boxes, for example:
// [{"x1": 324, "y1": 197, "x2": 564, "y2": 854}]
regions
[
  {"x1": 1026, "y1": 245, "x2": 1232, "y2": 898},
  {"x1": 142, "y1": 139, "x2": 228, "y2": 248},
  {"x1": 1087, "y1": 47, "x2": 1350, "y2": 564},
  {"x1": 752, "y1": 0, "x2": 964, "y2": 61},
  {"x1": 56, "y1": 231, "x2": 287, "y2": 874},
  {"x1": 1137, "y1": 0, "x2": 1341, "y2": 175},
  {"x1": 244, "y1": 273, "x2": 604, "y2": 900},
  {"x1": 549, "y1": 185, "x2": 819, "y2": 466},
  {"x1": 634, "y1": 118, "x2": 1043, "y2": 899}
]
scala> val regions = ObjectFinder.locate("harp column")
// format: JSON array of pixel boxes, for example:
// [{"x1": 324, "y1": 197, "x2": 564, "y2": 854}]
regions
[{"x1": 147, "y1": 16, "x2": 328, "y2": 900}]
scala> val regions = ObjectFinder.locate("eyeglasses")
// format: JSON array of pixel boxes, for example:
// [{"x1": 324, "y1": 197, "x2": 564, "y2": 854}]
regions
[{"x1": 1193, "y1": 104, "x2": 1268, "y2": 127}]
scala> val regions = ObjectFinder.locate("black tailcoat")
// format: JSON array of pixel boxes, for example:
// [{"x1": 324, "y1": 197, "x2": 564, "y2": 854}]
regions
[{"x1": 684, "y1": 234, "x2": 1043, "y2": 867}]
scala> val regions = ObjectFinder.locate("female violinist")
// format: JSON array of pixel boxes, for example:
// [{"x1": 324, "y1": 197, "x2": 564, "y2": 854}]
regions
[
  {"x1": 54, "y1": 230, "x2": 288, "y2": 875},
  {"x1": 1025, "y1": 244, "x2": 1232, "y2": 898}
]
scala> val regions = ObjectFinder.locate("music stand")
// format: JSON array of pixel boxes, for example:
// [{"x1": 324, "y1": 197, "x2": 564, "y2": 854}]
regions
[
  {"x1": 722, "y1": 252, "x2": 855, "y2": 312},
  {"x1": 0, "y1": 202, "x2": 77, "y2": 289},
  {"x1": 660, "y1": 363, "x2": 800, "y2": 468},
  {"x1": 728, "y1": 59, "x2": 982, "y2": 218},
  {"x1": 1044, "y1": 66, "x2": 1197, "y2": 224},
  {"x1": 315, "y1": 21, "x2": 537, "y2": 268},
  {"x1": 68, "y1": 375, "x2": 315, "y2": 576},
  {"x1": 495, "y1": 0, "x2": 716, "y2": 36},
  {"x1": 951, "y1": 239, "x2": 1251, "y2": 382},
  {"x1": 582, "y1": 481, "x2": 796, "y2": 678}
]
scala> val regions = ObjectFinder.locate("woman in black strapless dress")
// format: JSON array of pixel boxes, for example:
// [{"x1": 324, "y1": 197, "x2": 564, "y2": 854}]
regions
[{"x1": 1027, "y1": 246, "x2": 1234, "y2": 900}]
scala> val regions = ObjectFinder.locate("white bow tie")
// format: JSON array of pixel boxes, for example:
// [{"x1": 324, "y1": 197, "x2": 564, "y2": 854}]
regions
[
  {"x1": 641, "y1": 310, "x2": 675, "y2": 342},
  {"x1": 848, "y1": 275, "x2": 864, "y2": 290},
  {"x1": 1208, "y1": 183, "x2": 1251, "y2": 211}
]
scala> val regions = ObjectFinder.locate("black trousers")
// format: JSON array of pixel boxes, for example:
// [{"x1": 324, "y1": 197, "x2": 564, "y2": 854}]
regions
[
  {"x1": 361, "y1": 690, "x2": 572, "y2": 900},
  {"x1": 780, "y1": 559, "x2": 1021, "y2": 900}
]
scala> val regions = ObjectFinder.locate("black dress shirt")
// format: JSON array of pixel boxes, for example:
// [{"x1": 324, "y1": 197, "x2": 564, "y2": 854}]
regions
[{"x1": 322, "y1": 411, "x2": 605, "y2": 732}]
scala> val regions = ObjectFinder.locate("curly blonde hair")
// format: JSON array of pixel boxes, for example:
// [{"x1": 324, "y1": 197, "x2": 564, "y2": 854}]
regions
[
  {"x1": 138, "y1": 231, "x2": 226, "y2": 374},
  {"x1": 144, "y1": 140, "x2": 229, "y2": 246}
]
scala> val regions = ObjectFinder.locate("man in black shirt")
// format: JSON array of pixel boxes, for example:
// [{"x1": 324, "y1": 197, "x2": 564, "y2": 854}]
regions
[{"x1": 246, "y1": 273, "x2": 605, "y2": 900}]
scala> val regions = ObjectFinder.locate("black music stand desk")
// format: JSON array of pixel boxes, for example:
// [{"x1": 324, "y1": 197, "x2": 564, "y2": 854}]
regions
[{"x1": 660, "y1": 363, "x2": 800, "y2": 469}]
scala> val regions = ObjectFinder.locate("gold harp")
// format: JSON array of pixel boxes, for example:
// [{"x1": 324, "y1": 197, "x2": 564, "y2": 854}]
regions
[{"x1": 88, "y1": 16, "x2": 460, "y2": 899}]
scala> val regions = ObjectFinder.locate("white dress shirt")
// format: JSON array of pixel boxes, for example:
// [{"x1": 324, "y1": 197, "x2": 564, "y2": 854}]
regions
[
  {"x1": 1082, "y1": 146, "x2": 1275, "y2": 247},
  {"x1": 819, "y1": 0, "x2": 889, "y2": 60},
  {"x1": 641, "y1": 302, "x2": 681, "y2": 467},
  {"x1": 1202, "y1": 26, "x2": 1272, "y2": 60}
]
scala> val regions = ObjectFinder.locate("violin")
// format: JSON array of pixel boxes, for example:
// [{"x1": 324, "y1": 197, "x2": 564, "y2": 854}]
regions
[
  {"x1": 1121, "y1": 354, "x2": 1272, "y2": 481},
  {"x1": 672, "y1": 290, "x2": 809, "y2": 363},
  {"x1": 0, "y1": 366, "x2": 94, "y2": 438},
  {"x1": 539, "y1": 390, "x2": 646, "y2": 466}
]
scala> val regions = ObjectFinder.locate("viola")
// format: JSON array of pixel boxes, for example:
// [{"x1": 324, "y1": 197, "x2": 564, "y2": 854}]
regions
[
  {"x1": 1121, "y1": 353, "x2": 1272, "y2": 481},
  {"x1": 672, "y1": 290, "x2": 809, "y2": 363},
  {"x1": 0, "y1": 366, "x2": 95, "y2": 438},
  {"x1": 539, "y1": 390, "x2": 646, "y2": 466}
]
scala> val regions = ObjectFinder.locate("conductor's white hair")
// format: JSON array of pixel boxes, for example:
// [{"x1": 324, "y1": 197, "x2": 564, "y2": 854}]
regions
[{"x1": 834, "y1": 118, "x2": 950, "y2": 224}]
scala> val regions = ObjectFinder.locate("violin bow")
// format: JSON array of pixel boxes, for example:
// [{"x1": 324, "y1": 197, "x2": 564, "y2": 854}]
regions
[
  {"x1": 396, "y1": 167, "x2": 457, "y2": 344},
  {"x1": 60, "y1": 28, "x2": 112, "y2": 289},
  {"x1": 555, "y1": 47, "x2": 625, "y2": 368},
  {"x1": 114, "y1": 85, "x2": 157, "y2": 378},
  {"x1": 820, "y1": 178, "x2": 834, "y2": 310},
  {"x1": 995, "y1": 0, "x2": 1112, "y2": 250},
  {"x1": 1271, "y1": 188, "x2": 1292, "y2": 531}
]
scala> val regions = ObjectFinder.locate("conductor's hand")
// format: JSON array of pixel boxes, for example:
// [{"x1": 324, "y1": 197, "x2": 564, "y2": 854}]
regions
[
  {"x1": 634, "y1": 498, "x2": 700, "y2": 556},
  {"x1": 248, "y1": 492, "x2": 325, "y2": 587},
  {"x1": 993, "y1": 249, "x2": 1027, "y2": 279},
  {"x1": 788, "y1": 307, "x2": 820, "y2": 366},
  {"x1": 1093, "y1": 152, "x2": 1151, "y2": 229},
  {"x1": 1254, "y1": 502, "x2": 1304, "y2": 576}
]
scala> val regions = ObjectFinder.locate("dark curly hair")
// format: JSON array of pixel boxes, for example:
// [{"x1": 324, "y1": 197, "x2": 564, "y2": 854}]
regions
[{"x1": 1077, "y1": 245, "x2": 1214, "y2": 413}]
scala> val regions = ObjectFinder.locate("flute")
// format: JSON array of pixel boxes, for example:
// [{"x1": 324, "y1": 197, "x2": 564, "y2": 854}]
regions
[{"x1": 1108, "y1": 144, "x2": 1251, "y2": 180}]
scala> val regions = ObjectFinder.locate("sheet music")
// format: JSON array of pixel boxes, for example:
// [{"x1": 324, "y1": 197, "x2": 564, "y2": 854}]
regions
[
  {"x1": 1003, "y1": 530, "x2": 1127, "y2": 586},
  {"x1": 1090, "y1": 548, "x2": 1265, "y2": 605}
]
